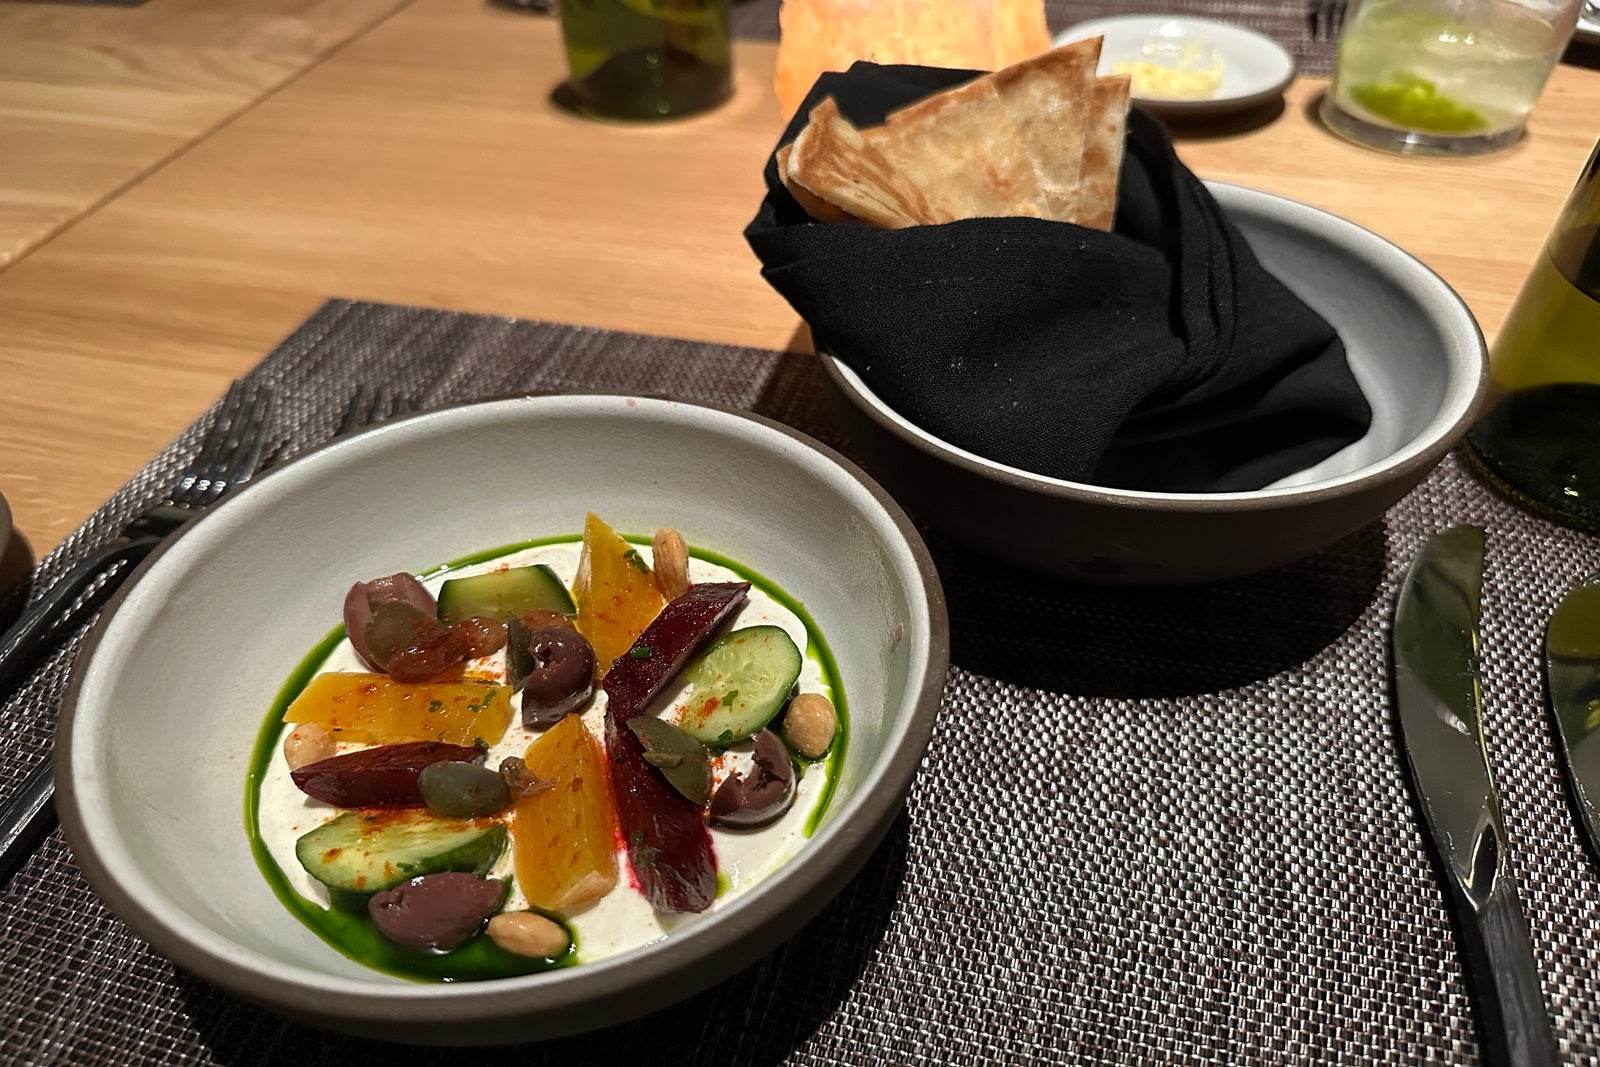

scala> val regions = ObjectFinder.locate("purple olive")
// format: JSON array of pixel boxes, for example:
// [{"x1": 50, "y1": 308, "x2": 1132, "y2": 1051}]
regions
[
  {"x1": 709, "y1": 729, "x2": 796, "y2": 830},
  {"x1": 521, "y1": 626, "x2": 596, "y2": 728},
  {"x1": 362, "y1": 601, "x2": 438, "y2": 672},
  {"x1": 367, "y1": 873, "x2": 505, "y2": 951},
  {"x1": 344, "y1": 573, "x2": 438, "y2": 671}
]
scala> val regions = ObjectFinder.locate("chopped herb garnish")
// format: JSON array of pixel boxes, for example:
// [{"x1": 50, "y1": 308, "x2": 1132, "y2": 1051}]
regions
[
  {"x1": 629, "y1": 645, "x2": 653, "y2": 660},
  {"x1": 426, "y1": 699, "x2": 444, "y2": 714},
  {"x1": 624, "y1": 548, "x2": 650, "y2": 574},
  {"x1": 723, "y1": 689, "x2": 739, "y2": 706}
]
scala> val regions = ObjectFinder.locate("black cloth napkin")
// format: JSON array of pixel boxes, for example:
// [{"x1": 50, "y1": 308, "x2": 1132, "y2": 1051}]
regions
[{"x1": 744, "y1": 63, "x2": 1373, "y2": 493}]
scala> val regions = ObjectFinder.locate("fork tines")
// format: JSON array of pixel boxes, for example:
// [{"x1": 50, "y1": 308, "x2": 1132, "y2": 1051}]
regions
[
  {"x1": 1307, "y1": 0, "x2": 1347, "y2": 39},
  {"x1": 336, "y1": 384, "x2": 417, "y2": 438},
  {"x1": 167, "y1": 379, "x2": 276, "y2": 510}
]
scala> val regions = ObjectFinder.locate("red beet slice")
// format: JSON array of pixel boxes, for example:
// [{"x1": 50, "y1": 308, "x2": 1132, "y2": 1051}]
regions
[
  {"x1": 291, "y1": 741, "x2": 486, "y2": 808},
  {"x1": 602, "y1": 582, "x2": 749, "y2": 913},
  {"x1": 603, "y1": 583, "x2": 751, "y2": 721}
]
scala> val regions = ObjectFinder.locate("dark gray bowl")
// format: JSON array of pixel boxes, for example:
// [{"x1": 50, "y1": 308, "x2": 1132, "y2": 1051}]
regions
[{"x1": 820, "y1": 182, "x2": 1488, "y2": 584}]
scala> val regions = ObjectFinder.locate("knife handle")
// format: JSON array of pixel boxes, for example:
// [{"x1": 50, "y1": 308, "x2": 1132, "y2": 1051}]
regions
[
  {"x1": 0, "y1": 536, "x2": 161, "y2": 881},
  {"x1": 0, "y1": 757, "x2": 54, "y2": 885},
  {"x1": 1454, "y1": 877, "x2": 1559, "y2": 1066}
]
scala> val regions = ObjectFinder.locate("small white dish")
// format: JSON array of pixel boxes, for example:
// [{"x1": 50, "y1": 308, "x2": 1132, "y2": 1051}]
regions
[
  {"x1": 1057, "y1": 15, "x2": 1297, "y2": 118},
  {"x1": 1576, "y1": 9, "x2": 1599, "y2": 45}
]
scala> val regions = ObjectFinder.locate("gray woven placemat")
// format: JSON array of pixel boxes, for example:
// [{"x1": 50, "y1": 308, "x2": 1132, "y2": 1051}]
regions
[
  {"x1": 4, "y1": 298, "x2": 1600, "y2": 1065},
  {"x1": 729, "y1": 0, "x2": 1340, "y2": 77}
]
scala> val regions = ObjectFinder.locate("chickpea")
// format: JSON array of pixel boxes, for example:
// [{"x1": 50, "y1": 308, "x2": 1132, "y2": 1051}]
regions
[
  {"x1": 282, "y1": 723, "x2": 335, "y2": 770},
  {"x1": 782, "y1": 693, "x2": 836, "y2": 759},
  {"x1": 487, "y1": 912, "x2": 570, "y2": 959}
]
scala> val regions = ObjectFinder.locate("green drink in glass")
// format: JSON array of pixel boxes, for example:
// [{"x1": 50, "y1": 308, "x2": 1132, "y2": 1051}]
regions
[
  {"x1": 1321, "y1": 0, "x2": 1581, "y2": 155},
  {"x1": 557, "y1": 0, "x2": 732, "y2": 120}
]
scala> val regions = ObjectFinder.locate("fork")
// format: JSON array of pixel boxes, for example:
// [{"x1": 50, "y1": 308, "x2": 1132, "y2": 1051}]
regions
[
  {"x1": 0, "y1": 378, "x2": 275, "y2": 880},
  {"x1": 0, "y1": 379, "x2": 276, "y2": 694},
  {"x1": 336, "y1": 384, "x2": 415, "y2": 437},
  {"x1": 1308, "y1": 0, "x2": 1348, "y2": 40}
]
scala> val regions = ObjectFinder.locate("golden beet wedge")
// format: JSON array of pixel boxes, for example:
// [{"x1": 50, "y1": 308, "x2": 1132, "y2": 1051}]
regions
[
  {"x1": 283, "y1": 673, "x2": 512, "y2": 746},
  {"x1": 512, "y1": 714, "x2": 620, "y2": 913},
  {"x1": 573, "y1": 512, "x2": 667, "y2": 677}
]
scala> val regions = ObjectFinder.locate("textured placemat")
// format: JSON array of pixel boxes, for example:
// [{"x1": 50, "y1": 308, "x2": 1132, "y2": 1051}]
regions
[
  {"x1": 4, "y1": 299, "x2": 1600, "y2": 1066},
  {"x1": 729, "y1": 0, "x2": 1341, "y2": 77}
]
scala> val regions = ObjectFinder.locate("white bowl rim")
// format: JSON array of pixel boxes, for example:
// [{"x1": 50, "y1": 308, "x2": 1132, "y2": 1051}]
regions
[
  {"x1": 1056, "y1": 15, "x2": 1299, "y2": 115},
  {"x1": 820, "y1": 180, "x2": 1488, "y2": 514},
  {"x1": 56, "y1": 392, "x2": 951, "y2": 1030}
]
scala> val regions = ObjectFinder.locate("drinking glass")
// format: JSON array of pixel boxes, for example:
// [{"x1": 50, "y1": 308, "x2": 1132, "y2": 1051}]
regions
[
  {"x1": 556, "y1": 0, "x2": 732, "y2": 120},
  {"x1": 1460, "y1": 140, "x2": 1600, "y2": 530},
  {"x1": 1320, "y1": 0, "x2": 1583, "y2": 155}
]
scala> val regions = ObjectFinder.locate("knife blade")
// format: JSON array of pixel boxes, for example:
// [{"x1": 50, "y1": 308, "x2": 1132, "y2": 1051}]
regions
[
  {"x1": 1392, "y1": 524, "x2": 1556, "y2": 1067},
  {"x1": 1545, "y1": 570, "x2": 1600, "y2": 863}
]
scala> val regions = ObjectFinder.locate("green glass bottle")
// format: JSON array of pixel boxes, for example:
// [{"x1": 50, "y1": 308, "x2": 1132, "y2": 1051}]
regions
[
  {"x1": 556, "y1": 0, "x2": 732, "y2": 121},
  {"x1": 1461, "y1": 141, "x2": 1600, "y2": 532}
]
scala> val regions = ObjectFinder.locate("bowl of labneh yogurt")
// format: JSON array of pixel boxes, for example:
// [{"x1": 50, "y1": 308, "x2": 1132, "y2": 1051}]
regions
[{"x1": 55, "y1": 394, "x2": 949, "y2": 1044}]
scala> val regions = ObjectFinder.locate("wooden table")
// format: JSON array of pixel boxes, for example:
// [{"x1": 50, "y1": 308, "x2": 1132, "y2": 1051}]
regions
[
  {"x1": 0, "y1": 0, "x2": 1597, "y2": 564},
  {"x1": 0, "y1": 0, "x2": 412, "y2": 269}
]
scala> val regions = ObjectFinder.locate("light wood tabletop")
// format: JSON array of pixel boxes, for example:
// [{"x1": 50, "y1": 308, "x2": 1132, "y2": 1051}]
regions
[
  {"x1": 0, "y1": 0, "x2": 413, "y2": 271},
  {"x1": 0, "y1": 0, "x2": 1597, "y2": 564}
]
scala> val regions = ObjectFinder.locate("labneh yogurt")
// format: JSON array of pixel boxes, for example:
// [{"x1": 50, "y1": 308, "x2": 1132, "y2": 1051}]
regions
[{"x1": 249, "y1": 538, "x2": 844, "y2": 978}]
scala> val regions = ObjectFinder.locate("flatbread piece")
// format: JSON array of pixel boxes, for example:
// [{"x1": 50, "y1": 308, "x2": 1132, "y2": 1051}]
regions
[{"x1": 786, "y1": 99, "x2": 946, "y2": 228}]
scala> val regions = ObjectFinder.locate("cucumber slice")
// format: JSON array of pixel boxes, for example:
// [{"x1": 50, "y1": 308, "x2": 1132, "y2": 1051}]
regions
[
  {"x1": 295, "y1": 810, "x2": 507, "y2": 897},
  {"x1": 675, "y1": 625, "x2": 803, "y2": 746},
  {"x1": 436, "y1": 564, "x2": 575, "y2": 624}
]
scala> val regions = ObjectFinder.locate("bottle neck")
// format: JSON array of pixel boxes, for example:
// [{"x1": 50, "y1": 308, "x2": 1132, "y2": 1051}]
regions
[
  {"x1": 1548, "y1": 142, "x2": 1600, "y2": 297},
  {"x1": 1551, "y1": 224, "x2": 1600, "y2": 299}
]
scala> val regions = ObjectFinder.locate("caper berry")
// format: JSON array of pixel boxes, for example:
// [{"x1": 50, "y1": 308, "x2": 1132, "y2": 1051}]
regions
[{"x1": 418, "y1": 759, "x2": 512, "y2": 817}]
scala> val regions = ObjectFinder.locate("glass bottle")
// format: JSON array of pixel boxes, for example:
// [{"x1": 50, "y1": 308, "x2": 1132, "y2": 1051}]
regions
[
  {"x1": 1461, "y1": 140, "x2": 1600, "y2": 531},
  {"x1": 556, "y1": 0, "x2": 732, "y2": 121}
]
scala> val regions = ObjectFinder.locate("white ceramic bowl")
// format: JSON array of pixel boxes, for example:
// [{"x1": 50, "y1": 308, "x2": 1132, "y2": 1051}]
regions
[
  {"x1": 57, "y1": 394, "x2": 948, "y2": 1043},
  {"x1": 820, "y1": 183, "x2": 1488, "y2": 584}
]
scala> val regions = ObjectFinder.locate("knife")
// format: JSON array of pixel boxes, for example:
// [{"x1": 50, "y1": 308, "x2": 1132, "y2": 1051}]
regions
[
  {"x1": 1545, "y1": 570, "x2": 1600, "y2": 864},
  {"x1": 1392, "y1": 524, "x2": 1557, "y2": 1067}
]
